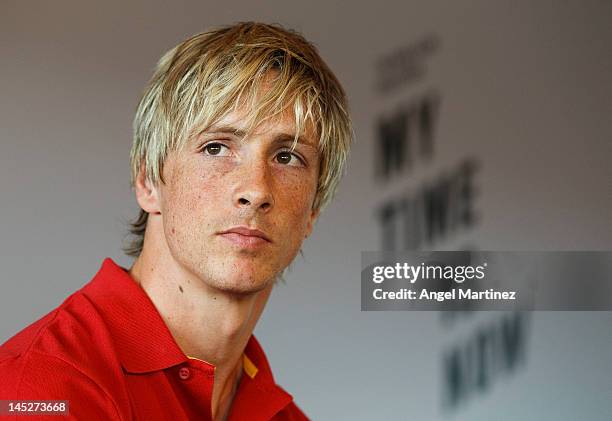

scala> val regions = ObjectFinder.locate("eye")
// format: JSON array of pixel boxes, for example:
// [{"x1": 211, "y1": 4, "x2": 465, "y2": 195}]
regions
[
  {"x1": 202, "y1": 142, "x2": 230, "y2": 156},
  {"x1": 275, "y1": 151, "x2": 304, "y2": 167}
]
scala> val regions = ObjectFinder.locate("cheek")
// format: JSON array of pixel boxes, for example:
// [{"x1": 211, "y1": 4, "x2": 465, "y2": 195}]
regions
[
  {"x1": 166, "y1": 159, "x2": 230, "y2": 208},
  {"x1": 162, "y1": 162, "x2": 224, "y2": 238},
  {"x1": 273, "y1": 170, "x2": 317, "y2": 229}
]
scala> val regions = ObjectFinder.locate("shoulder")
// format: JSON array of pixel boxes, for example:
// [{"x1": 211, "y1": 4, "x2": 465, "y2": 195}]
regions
[
  {"x1": 274, "y1": 401, "x2": 310, "y2": 420},
  {"x1": 0, "y1": 293, "x2": 124, "y2": 419},
  {"x1": 1, "y1": 291, "x2": 121, "y2": 379},
  {"x1": 1, "y1": 350, "x2": 122, "y2": 420}
]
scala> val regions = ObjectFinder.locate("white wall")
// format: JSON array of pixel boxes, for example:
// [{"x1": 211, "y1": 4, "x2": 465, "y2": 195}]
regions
[{"x1": 2, "y1": 1, "x2": 611, "y2": 419}]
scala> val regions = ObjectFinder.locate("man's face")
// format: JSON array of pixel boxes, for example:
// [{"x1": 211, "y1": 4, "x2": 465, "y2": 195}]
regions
[{"x1": 155, "y1": 107, "x2": 320, "y2": 294}]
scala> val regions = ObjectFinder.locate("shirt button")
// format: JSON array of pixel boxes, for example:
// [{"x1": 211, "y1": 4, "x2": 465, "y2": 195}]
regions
[{"x1": 178, "y1": 367, "x2": 191, "y2": 380}]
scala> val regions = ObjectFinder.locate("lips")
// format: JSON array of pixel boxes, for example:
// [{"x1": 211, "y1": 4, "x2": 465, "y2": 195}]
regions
[{"x1": 217, "y1": 226, "x2": 272, "y2": 248}]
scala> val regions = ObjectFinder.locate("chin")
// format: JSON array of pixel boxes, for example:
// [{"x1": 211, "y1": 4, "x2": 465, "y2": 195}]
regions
[
  {"x1": 210, "y1": 275, "x2": 275, "y2": 295},
  {"x1": 201, "y1": 261, "x2": 279, "y2": 295}
]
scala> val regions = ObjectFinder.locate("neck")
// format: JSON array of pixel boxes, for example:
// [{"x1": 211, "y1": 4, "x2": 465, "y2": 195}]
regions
[{"x1": 128, "y1": 218, "x2": 273, "y2": 421}]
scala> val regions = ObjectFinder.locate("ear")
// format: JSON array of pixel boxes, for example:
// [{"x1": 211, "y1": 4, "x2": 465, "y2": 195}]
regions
[
  {"x1": 304, "y1": 208, "x2": 320, "y2": 239},
  {"x1": 134, "y1": 164, "x2": 162, "y2": 215}
]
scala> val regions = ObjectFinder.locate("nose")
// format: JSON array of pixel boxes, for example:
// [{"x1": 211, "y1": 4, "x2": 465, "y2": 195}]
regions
[{"x1": 233, "y1": 161, "x2": 274, "y2": 213}]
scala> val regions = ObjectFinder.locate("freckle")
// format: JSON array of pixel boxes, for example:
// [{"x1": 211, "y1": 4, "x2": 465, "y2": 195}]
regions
[
  {"x1": 179, "y1": 285, "x2": 183, "y2": 293},
  {"x1": 171, "y1": 228, "x2": 176, "y2": 234}
]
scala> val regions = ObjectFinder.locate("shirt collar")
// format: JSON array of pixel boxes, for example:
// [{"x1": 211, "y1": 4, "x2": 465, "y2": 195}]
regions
[
  {"x1": 231, "y1": 336, "x2": 294, "y2": 419},
  {"x1": 81, "y1": 258, "x2": 282, "y2": 384},
  {"x1": 82, "y1": 258, "x2": 188, "y2": 373},
  {"x1": 82, "y1": 258, "x2": 295, "y2": 419}
]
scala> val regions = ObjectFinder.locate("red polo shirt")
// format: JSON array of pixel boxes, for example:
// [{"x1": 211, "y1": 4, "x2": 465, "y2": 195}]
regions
[{"x1": 0, "y1": 259, "x2": 308, "y2": 420}]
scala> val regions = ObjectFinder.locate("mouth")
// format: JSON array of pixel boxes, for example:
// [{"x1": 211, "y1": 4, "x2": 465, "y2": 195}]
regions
[{"x1": 217, "y1": 226, "x2": 272, "y2": 248}]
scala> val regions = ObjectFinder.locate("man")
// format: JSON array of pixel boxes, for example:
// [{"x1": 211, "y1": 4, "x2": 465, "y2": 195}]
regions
[{"x1": 0, "y1": 22, "x2": 352, "y2": 420}]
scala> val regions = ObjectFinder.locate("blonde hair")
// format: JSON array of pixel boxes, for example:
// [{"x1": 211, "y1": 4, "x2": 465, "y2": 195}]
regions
[{"x1": 125, "y1": 22, "x2": 352, "y2": 256}]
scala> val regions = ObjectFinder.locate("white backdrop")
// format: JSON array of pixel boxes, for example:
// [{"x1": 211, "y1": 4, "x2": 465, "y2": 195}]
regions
[{"x1": 1, "y1": 1, "x2": 611, "y2": 419}]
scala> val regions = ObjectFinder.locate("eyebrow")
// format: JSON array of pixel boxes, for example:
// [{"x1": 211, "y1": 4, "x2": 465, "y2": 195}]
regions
[{"x1": 203, "y1": 125, "x2": 317, "y2": 149}]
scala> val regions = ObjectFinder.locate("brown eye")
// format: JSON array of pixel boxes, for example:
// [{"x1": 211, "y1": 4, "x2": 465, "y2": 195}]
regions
[
  {"x1": 203, "y1": 142, "x2": 228, "y2": 156},
  {"x1": 275, "y1": 151, "x2": 305, "y2": 167},
  {"x1": 276, "y1": 151, "x2": 293, "y2": 165}
]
